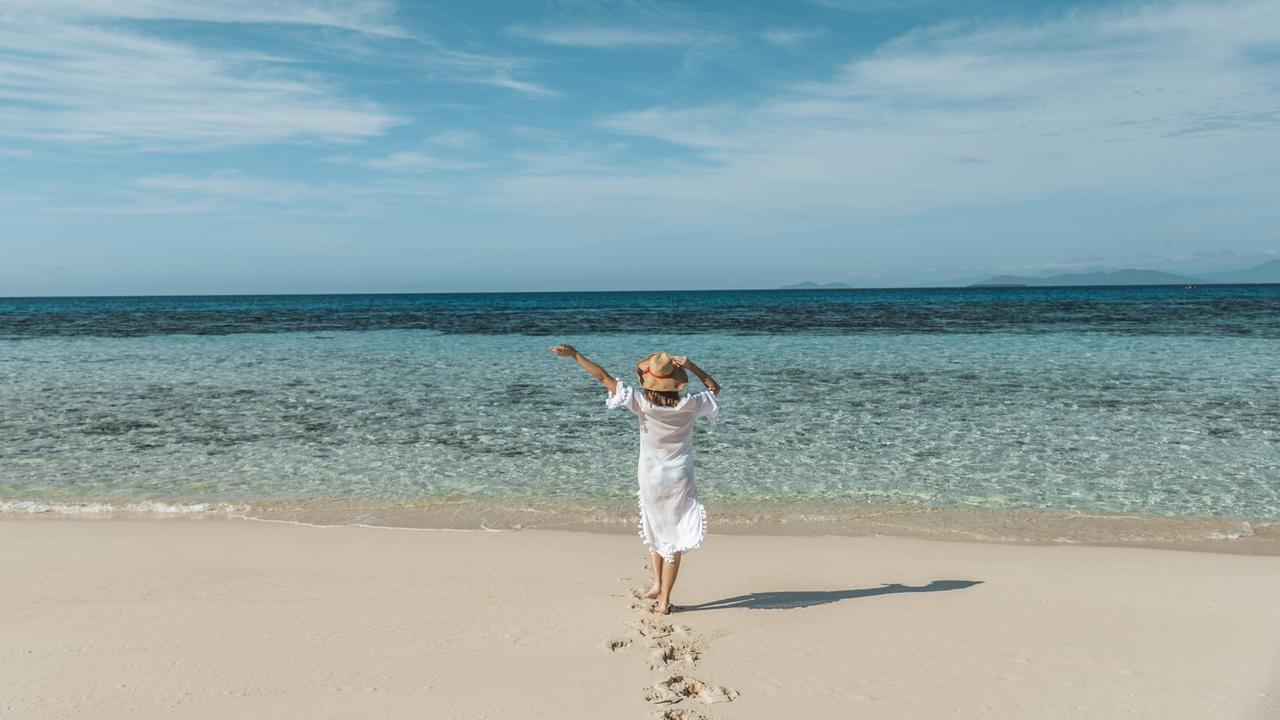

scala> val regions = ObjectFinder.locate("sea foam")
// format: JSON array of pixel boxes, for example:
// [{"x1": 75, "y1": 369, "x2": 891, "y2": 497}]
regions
[{"x1": 0, "y1": 499, "x2": 237, "y2": 515}]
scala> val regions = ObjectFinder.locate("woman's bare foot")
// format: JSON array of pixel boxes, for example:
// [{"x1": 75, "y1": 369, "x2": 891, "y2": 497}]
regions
[
  {"x1": 644, "y1": 583, "x2": 661, "y2": 600},
  {"x1": 655, "y1": 601, "x2": 673, "y2": 615}
]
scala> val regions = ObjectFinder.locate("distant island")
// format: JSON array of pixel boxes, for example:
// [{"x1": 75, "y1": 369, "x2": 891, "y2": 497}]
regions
[
  {"x1": 971, "y1": 269, "x2": 1200, "y2": 287},
  {"x1": 972, "y1": 259, "x2": 1280, "y2": 287},
  {"x1": 782, "y1": 259, "x2": 1280, "y2": 289}
]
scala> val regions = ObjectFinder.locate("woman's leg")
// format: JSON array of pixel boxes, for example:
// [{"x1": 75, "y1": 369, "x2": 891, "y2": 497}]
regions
[
  {"x1": 645, "y1": 551, "x2": 663, "y2": 599},
  {"x1": 657, "y1": 552, "x2": 681, "y2": 614}
]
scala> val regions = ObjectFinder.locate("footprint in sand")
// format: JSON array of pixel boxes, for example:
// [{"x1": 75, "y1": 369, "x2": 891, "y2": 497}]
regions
[
  {"x1": 651, "y1": 709, "x2": 710, "y2": 720},
  {"x1": 643, "y1": 674, "x2": 739, "y2": 705},
  {"x1": 648, "y1": 638, "x2": 700, "y2": 670},
  {"x1": 630, "y1": 618, "x2": 673, "y2": 639},
  {"x1": 604, "y1": 637, "x2": 633, "y2": 652},
  {"x1": 630, "y1": 617, "x2": 693, "y2": 640}
]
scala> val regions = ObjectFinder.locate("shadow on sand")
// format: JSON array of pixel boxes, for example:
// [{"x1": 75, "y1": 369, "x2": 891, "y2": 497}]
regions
[{"x1": 680, "y1": 579, "x2": 983, "y2": 611}]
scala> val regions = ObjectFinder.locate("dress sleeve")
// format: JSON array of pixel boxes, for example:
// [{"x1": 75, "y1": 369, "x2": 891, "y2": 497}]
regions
[
  {"x1": 694, "y1": 390, "x2": 719, "y2": 424},
  {"x1": 605, "y1": 380, "x2": 642, "y2": 414}
]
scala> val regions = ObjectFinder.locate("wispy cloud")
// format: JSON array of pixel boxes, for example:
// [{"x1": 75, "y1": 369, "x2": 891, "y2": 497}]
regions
[
  {"x1": 132, "y1": 172, "x2": 320, "y2": 204},
  {"x1": 419, "y1": 47, "x2": 559, "y2": 96},
  {"x1": 506, "y1": 24, "x2": 719, "y2": 49},
  {"x1": 598, "y1": 104, "x2": 744, "y2": 150},
  {"x1": 511, "y1": 142, "x2": 631, "y2": 175},
  {"x1": 760, "y1": 27, "x2": 826, "y2": 47},
  {"x1": 801, "y1": 0, "x2": 937, "y2": 11},
  {"x1": 20, "y1": 0, "x2": 407, "y2": 37},
  {"x1": 107, "y1": 170, "x2": 462, "y2": 216},
  {"x1": 361, "y1": 151, "x2": 484, "y2": 172},
  {"x1": 428, "y1": 130, "x2": 484, "y2": 148},
  {"x1": 476, "y1": 71, "x2": 561, "y2": 97},
  {"x1": 0, "y1": 2, "x2": 402, "y2": 148}
]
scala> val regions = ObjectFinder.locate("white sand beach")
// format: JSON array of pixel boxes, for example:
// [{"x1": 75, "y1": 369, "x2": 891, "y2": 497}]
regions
[{"x1": 2, "y1": 519, "x2": 1277, "y2": 720}]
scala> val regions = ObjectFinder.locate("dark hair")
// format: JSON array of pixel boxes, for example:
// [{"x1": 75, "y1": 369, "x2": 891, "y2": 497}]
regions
[{"x1": 642, "y1": 389, "x2": 682, "y2": 407}]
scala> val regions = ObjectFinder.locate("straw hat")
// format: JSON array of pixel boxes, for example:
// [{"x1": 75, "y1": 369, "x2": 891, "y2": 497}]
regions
[{"x1": 636, "y1": 351, "x2": 688, "y2": 392}]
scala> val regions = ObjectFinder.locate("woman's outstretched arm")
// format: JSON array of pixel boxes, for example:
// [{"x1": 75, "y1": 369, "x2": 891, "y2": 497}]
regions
[
  {"x1": 549, "y1": 344, "x2": 618, "y2": 394},
  {"x1": 674, "y1": 357, "x2": 720, "y2": 394}
]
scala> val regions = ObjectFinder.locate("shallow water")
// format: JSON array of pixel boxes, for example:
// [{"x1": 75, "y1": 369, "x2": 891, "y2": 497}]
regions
[{"x1": 1, "y1": 288, "x2": 1277, "y2": 544}]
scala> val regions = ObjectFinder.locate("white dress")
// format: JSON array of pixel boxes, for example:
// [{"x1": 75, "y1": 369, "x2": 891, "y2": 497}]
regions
[{"x1": 606, "y1": 380, "x2": 719, "y2": 562}]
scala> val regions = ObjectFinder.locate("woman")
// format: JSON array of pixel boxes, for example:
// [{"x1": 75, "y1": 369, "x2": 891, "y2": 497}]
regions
[{"x1": 550, "y1": 344, "x2": 720, "y2": 614}]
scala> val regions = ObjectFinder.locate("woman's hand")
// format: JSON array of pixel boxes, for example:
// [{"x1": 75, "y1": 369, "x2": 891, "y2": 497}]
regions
[
  {"x1": 550, "y1": 344, "x2": 616, "y2": 393},
  {"x1": 676, "y1": 356, "x2": 720, "y2": 394}
]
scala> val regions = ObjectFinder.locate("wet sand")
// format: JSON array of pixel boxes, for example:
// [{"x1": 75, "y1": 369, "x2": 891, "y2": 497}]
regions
[
  {"x1": 2, "y1": 519, "x2": 1277, "y2": 719},
  {"x1": 11, "y1": 496, "x2": 1274, "y2": 555}
]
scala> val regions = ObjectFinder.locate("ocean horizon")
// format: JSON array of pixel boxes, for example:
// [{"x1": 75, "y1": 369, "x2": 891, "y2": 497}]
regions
[{"x1": 4, "y1": 279, "x2": 1279, "y2": 298}]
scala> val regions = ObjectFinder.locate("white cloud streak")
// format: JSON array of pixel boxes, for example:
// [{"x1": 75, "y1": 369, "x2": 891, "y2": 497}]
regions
[
  {"x1": 416, "y1": 46, "x2": 559, "y2": 96},
  {"x1": 0, "y1": 1, "x2": 402, "y2": 147},
  {"x1": 760, "y1": 27, "x2": 826, "y2": 47},
  {"x1": 428, "y1": 130, "x2": 484, "y2": 148},
  {"x1": 132, "y1": 172, "x2": 321, "y2": 204},
  {"x1": 361, "y1": 151, "x2": 484, "y2": 172},
  {"x1": 15, "y1": 0, "x2": 407, "y2": 37},
  {"x1": 801, "y1": 0, "x2": 937, "y2": 10},
  {"x1": 506, "y1": 24, "x2": 718, "y2": 49},
  {"x1": 103, "y1": 170, "x2": 463, "y2": 217},
  {"x1": 476, "y1": 71, "x2": 561, "y2": 97}
]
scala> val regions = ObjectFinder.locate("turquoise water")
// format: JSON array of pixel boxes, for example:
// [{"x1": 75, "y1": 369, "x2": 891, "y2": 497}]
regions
[{"x1": 1, "y1": 288, "x2": 1277, "y2": 522}]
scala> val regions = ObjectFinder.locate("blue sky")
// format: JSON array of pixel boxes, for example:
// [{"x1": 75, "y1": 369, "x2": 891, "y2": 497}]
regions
[{"x1": 2, "y1": 0, "x2": 1278, "y2": 294}]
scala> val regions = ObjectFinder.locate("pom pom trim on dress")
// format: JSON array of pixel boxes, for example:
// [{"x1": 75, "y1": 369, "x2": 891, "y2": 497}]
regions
[{"x1": 606, "y1": 380, "x2": 717, "y2": 563}]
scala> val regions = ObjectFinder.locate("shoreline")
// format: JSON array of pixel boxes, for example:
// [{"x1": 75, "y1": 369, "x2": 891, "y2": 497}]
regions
[
  {"x1": 3, "y1": 519, "x2": 1277, "y2": 719},
  {"x1": 4, "y1": 496, "x2": 1277, "y2": 556}
]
